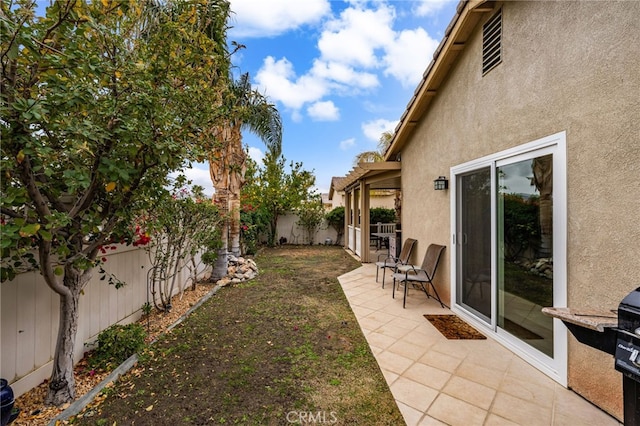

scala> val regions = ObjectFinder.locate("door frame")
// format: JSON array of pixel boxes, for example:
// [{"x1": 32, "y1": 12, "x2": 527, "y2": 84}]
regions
[{"x1": 449, "y1": 131, "x2": 568, "y2": 386}]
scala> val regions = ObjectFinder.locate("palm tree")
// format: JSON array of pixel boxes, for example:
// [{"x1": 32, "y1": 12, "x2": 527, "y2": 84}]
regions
[
  {"x1": 209, "y1": 73, "x2": 282, "y2": 279},
  {"x1": 353, "y1": 130, "x2": 393, "y2": 164}
]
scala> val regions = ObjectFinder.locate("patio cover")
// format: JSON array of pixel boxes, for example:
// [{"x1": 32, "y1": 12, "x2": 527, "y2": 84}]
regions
[{"x1": 335, "y1": 161, "x2": 401, "y2": 263}]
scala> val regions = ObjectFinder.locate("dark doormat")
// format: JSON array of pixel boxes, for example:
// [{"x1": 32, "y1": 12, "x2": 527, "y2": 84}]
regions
[
  {"x1": 424, "y1": 315, "x2": 486, "y2": 340},
  {"x1": 503, "y1": 318, "x2": 543, "y2": 340}
]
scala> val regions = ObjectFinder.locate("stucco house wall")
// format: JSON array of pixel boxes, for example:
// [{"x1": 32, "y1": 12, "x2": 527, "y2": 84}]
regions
[{"x1": 399, "y1": 1, "x2": 639, "y2": 419}]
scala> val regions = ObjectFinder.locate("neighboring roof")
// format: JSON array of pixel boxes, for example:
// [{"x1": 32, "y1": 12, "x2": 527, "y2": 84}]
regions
[
  {"x1": 328, "y1": 176, "x2": 346, "y2": 200},
  {"x1": 385, "y1": 0, "x2": 494, "y2": 159}
]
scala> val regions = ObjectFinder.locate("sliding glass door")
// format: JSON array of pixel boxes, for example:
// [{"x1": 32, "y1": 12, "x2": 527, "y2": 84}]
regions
[
  {"x1": 497, "y1": 153, "x2": 554, "y2": 357},
  {"x1": 452, "y1": 132, "x2": 566, "y2": 383},
  {"x1": 456, "y1": 168, "x2": 492, "y2": 321}
]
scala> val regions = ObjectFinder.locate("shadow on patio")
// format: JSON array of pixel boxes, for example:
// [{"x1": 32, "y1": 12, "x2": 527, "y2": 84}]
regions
[{"x1": 338, "y1": 263, "x2": 621, "y2": 426}]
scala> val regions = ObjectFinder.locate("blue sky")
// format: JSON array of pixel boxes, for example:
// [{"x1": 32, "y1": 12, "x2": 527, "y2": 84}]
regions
[{"x1": 182, "y1": 0, "x2": 460, "y2": 195}]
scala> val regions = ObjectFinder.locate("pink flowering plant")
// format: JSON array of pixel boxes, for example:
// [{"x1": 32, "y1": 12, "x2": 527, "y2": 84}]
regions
[{"x1": 140, "y1": 176, "x2": 221, "y2": 312}]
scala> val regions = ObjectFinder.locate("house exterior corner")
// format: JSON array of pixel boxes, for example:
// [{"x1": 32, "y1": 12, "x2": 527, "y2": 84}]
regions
[{"x1": 388, "y1": 1, "x2": 639, "y2": 420}]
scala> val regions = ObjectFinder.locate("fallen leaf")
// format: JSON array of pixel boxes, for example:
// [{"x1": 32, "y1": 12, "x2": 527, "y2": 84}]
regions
[{"x1": 145, "y1": 404, "x2": 153, "y2": 412}]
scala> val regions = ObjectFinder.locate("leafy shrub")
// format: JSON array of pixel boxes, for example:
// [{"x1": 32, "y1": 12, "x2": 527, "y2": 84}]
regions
[
  {"x1": 89, "y1": 323, "x2": 147, "y2": 370},
  {"x1": 502, "y1": 194, "x2": 541, "y2": 261},
  {"x1": 325, "y1": 207, "x2": 344, "y2": 244},
  {"x1": 239, "y1": 204, "x2": 270, "y2": 255},
  {"x1": 370, "y1": 207, "x2": 396, "y2": 224},
  {"x1": 296, "y1": 196, "x2": 325, "y2": 244}
]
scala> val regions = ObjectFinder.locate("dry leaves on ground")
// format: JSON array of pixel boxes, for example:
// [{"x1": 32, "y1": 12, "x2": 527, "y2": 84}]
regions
[{"x1": 11, "y1": 282, "x2": 216, "y2": 426}]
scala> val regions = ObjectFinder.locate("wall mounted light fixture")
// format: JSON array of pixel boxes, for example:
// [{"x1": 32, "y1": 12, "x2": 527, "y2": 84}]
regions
[{"x1": 434, "y1": 176, "x2": 449, "y2": 190}]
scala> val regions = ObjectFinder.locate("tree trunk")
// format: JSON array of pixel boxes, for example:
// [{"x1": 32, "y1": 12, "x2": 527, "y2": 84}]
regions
[
  {"x1": 394, "y1": 189, "x2": 402, "y2": 224},
  {"x1": 533, "y1": 156, "x2": 553, "y2": 258},
  {"x1": 44, "y1": 266, "x2": 89, "y2": 405},
  {"x1": 229, "y1": 195, "x2": 241, "y2": 256},
  {"x1": 228, "y1": 126, "x2": 246, "y2": 257},
  {"x1": 211, "y1": 188, "x2": 229, "y2": 281},
  {"x1": 209, "y1": 134, "x2": 232, "y2": 280},
  {"x1": 268, "y1": 214, "x2": 278, "y2": 247},
  {"x1": 208, "y1": 123, "x2": 244, "y2": 272}
]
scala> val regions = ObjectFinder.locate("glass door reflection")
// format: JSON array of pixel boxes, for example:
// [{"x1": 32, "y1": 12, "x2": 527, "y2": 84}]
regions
[
  {"x1": 497, "y1": 154, "x2": 554, "y2": 357},
  {"x1": 457, "y1": 167, "x2": 492, "y2": 321}
]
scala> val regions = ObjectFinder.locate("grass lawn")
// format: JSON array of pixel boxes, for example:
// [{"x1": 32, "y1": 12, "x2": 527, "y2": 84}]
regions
[
  {"x1": 503, "y1": 261, "x2": 553, "y2": 308},
  {"x1": 71, "y1": 246, "x2": 404, "y2": 425}
]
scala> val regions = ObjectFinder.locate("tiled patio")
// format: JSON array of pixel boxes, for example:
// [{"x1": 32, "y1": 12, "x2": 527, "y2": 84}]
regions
[{"x1": 338, "y1": 263, "x2": 621, "y2": 426}]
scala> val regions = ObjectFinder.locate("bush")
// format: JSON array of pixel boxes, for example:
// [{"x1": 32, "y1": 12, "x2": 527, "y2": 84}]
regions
[
  {"x1": 370, "y1": 207, "x2": 396, "y2": 224},
  {"x1": 89, "y1": 323, "x2": 147, "y2": 370},
  {"x1": 325, "y1": 207, "x2": 344, "y2": 244},
  {"x1": 296, "y1": 197, "x2": 325, "y2": 244},
  {"x1": 240, "y1": 205, "x2": 269, "y2": 255}
]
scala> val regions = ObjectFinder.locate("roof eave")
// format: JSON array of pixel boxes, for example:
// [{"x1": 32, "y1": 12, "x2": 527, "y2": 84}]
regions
[{"x1": 385, "y1": 0, "x2": 497, "y2": 160}]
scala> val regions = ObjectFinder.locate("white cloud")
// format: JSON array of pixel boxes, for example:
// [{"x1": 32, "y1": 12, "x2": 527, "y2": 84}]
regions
[
  {"x1": 317, "y1": 5, "x2": 395, "y2": 68},
  {"x1": 339, "y1": 137, "x2": 356, "y2": 150},
  {"x1": 383, "y1": 27, "x2": 439, "y2": 87},
  {"x1": 250, "y1": 2, "x2": 444, "y2": 119},
  {"x1": 171, "y1": 165, "x2": 214, "y2": 197},
  {"x1": 255, "y1": 56, "x2": 329, "y2": 110},
  {"x1": 307, "y1": 100, "x2": 340, "y2": 121},
  {"x1": 229, "y1": 0, "x2": 331, "y2": 38},
  {"x1": 291, "y1": 110, "x2": 303, "y2": 123},
  {"x1": 361, "y1": 119, "x2": 398, "y2": 142},
  {"x1": 413, "y1": 0, "x2": 456, "y2": 17},
  {"x1": 247, "y1": 146, "x2": 265, "y2": 164},
  {"x1": 310, "y1": 59, "x2": 379, "y2": 90}
]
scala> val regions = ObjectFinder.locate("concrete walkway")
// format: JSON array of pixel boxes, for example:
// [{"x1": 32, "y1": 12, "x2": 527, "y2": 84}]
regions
[{"x1": 338, "y1": 264, "x2": 621, "y2": 426}]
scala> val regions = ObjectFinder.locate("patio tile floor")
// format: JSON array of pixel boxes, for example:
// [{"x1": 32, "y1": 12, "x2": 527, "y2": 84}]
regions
[{"x1": 338, "y1": 263, "x2": 622, "y2": 426}]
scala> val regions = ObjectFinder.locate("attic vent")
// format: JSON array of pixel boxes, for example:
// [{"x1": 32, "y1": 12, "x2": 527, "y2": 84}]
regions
[{"x1": 482, "y1": 8, "x2": 502, "y2": 74}]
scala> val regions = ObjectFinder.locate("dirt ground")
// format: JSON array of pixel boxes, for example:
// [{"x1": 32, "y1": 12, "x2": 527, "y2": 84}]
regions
[
  {"x1": 12, "y1": 280, "x2": 216, "y2": 426},
  {"x1": 65, "y1": 246, "x2": 404, "y2": 425}
]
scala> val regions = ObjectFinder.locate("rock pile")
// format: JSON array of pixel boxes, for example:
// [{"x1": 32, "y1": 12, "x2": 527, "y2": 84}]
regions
[
  {"x1": 216, "y1": 255, "x2": 258, "y2": 287},
  {"x1": 520, "y1": 257, "x2": 553, "y2": 279}
]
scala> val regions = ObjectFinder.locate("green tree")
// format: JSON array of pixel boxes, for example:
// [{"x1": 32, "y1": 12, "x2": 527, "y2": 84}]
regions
[
  {"x1": 237, "y1": 155, "x2": 269, "y2": 254},
  {"x1": 501, "y1": 194, "x2": 540, "y2": 261},
  {"x1": 208, "y1": 72, "x2": 282, "y2": 279},
  {"x1": 296, "y1": 194, "x2": 325, "y2": 245},
  {"x1": 242, "y1": 153, "x2": 316, "y2": 246},
  {"x1": 370, "y1": 207, "x2": 396, "y2": 224},
  {"x1": 325, "y1": 206, "x2": 345, "y2": 245},
  {"x1": 1, "y1": 0, "x2": 230, "y2": 405}
]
